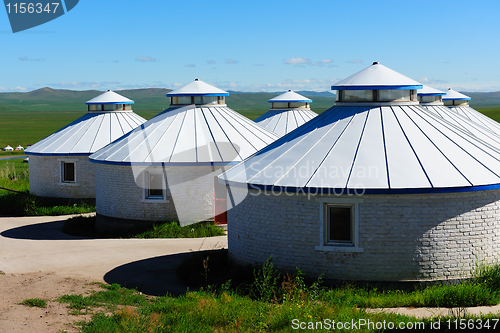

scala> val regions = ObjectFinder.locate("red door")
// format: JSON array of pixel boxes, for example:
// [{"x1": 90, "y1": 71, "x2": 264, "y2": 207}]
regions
[{"x1": 214, "y1": 177, "x2": 227, "y2": 224}]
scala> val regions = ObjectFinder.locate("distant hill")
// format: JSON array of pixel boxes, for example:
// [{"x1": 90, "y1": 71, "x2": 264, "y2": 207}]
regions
[
  {"x1": 1, "y1": 87, "x2": 498, "y2": 117},
  {"x1": 0, "y1": 87, "x2": 338, "y2": 117},
  {"x1": 463, "y1": 91, "x2": 500, "y2": 107}
]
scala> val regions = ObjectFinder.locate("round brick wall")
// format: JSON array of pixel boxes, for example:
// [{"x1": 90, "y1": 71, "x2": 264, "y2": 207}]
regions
[
  {"x1": 227, "y1": 187, "x2": 500, "y2": 281},
  {"x1": 28, "y1": 155, "x2": 95, "y2": 198},
  {"x1": 95, "y1": 163, "x2": 230, "y2": 229}
]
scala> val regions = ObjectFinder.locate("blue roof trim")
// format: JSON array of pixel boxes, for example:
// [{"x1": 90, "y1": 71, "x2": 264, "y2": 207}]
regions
[
  {"x1": 166, "y1": 93, "x2": 230, "y2": 97},
  {"x1": 86, "y1": 102, "x2": 135, "y2": 105},
  {"x1": 221, "y1": 180, "x2": 500, "y2": 195},
  {"x1": 332, "y1": 85, "x2": 423, "y2": 91},
  {"x1": 25, "y1": 152, "x2": 91, "y2": 156},
  {"x1": 442, "y1": 97, "x2": 472, "y2": 100},
  {"x1": 90, "y1": 159, "x2": 239, "y2": 167},
  {"x1": 269, "y1": 100, "x2": 312, "y2": 103},
  {"x1": 417, "y1": 92, "x2": 446, "y2": 96}
]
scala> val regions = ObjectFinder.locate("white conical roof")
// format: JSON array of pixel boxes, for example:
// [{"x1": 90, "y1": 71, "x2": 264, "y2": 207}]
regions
[
  {"x1": 418, "y1": 85, "x2": 446, "y2": 96},
  {"x1": 448, "y1": 105, "x2": 500, "y2": 133},
  {"x1": 254, "y1": 90, "x2": 317, "y2": 137},
  {"x1": 90, "y1": 104, "x2": 278, "y2": 165},
  {"x1": 86, "y1": 90, "x2": 134, "y2": 104},
  {"x1": 254, "y1": 109, "x2": 317, "y2": 137},
  {"x1": 442, "y1": 88, "x2": 471, "y2": 100},
  {"x1": 166, "y1": 79, "x2": 229, "y2": 96},
  {"x1": 26, "y1": 92, "x2": 146, "y2": 155},
  {"x1": 331, "y1": 62, "x2": 422, "y2": 90},
  {"x1": 220, "y1": 64, "x2": 500, "y2": 193},
  {"x1": 268, "y1": 90, "x2": 312, "y2": 103},
  {"x1": 422, "y1": 104, "x2": 500, "y2": 147}
]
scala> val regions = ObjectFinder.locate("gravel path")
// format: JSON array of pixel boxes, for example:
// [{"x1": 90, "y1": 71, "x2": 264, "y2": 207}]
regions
[{"x1": 0, "y1": 214, "x2": 227, "y2": 332}]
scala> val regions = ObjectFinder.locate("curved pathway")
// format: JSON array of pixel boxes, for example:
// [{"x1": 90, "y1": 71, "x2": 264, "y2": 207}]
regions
[{"x1": 0, "y1": 214, "x2": 227, "y2": 287}]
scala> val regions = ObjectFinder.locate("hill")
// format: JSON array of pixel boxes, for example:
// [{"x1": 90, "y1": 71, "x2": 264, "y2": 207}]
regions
[
  {"x1": 0, "y1": 87, "x2": 338, "y2": 117},
  {"x1": 463, "y1": 91, "x2": 500, "y2": 108},
  {"x1": 2, "y1": 87, "x2": 499, "y2": 116}
]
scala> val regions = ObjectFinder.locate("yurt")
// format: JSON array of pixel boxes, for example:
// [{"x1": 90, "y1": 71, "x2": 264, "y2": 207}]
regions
[
  {"x1": 25, "y1": 91, "x2": 146, "y2": 198},
  {"x1": 443, "y1": 88, "x2": 500, "y2": 133},
  {"x1": 254, "y1": 90, "x2": 317, "y2": 136},
  {"x1": 220, "y1": 62, "x2": 500, "y2": 282},
  {"x1": 15, "y1": 145, "x2": 24, "y2": 151},
  {"x1": 90, "y1": 79, "x2": 279, "y2": 232},
  {"x1": 3, "y1": 145, "x2": 13, "y2": 152},
  {"x1": 418, "y1": 85, "x2": 500, "y2": 145}
]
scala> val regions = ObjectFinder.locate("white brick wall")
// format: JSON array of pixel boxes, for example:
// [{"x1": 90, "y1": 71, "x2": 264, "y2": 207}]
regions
[
  {"x1": 95, "y1": 163, "x2": 230, "y2": 226},
  {"x1": 29, "y1": 155, "x2": 96, "y2": 198},
  {"x1": 227, "y1": 187, "x2": 500, "y2": 281}
]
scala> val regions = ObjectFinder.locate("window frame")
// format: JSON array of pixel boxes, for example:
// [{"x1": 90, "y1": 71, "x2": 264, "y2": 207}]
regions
[
  {"x1": 58, "y1": 159, "x2": 78, "y2": 186},
  {"x1": 143, "y1": 170, "x2": 168, "y2": 202},
  {"x1": 315, "y1": 197, "x2": 364, "y2": 253}
]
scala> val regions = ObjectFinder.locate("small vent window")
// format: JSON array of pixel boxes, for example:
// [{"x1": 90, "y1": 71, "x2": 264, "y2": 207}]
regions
[{"x1": 61, "y1": 162, "x2": 75, "y2": 183}]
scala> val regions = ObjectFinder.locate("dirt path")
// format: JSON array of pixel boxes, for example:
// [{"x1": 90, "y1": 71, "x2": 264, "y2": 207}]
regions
[{"x1": 0, "y1": 215, "x2": 227, "y2": 332}]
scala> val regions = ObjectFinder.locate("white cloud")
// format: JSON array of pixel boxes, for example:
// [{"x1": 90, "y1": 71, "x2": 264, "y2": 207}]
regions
[
  {"x1": 217, "y1": 82, "x2": 240, "y2": 89},
  {"x1": 241, "y1": 78, "x2": 341, "y2": 92},
  {"x1": 284, "y1": 57, "x2": 311, "y2": 65},
  {"x1": 0, "y1": 86, "x2": 28, "y2": 92},
  {"x1": 50, "y1": 81, "x2": 121, "y2": 89},
  {"x1": 135, "y1": 56, "x2": 157, "y2": 62},
  {"x1": 430, "y1": 81, "x2": 500, "y2": 92},
  {"x1": 285, "y1": 57, "x2": 335, "y2": 68},
  {"x1": 207, "y1": 60, "x2": 215, "y2": 64},
  {"x1": 185, "y1": 64, "x2": 196, "y2": 68},
  {"x1": 313, "y1": 59, "x2": 335, "y2": 67},
  {"x1": 19, "y1": 56, "x2": 44, "y2": 61},
  {"x1": 417, "y1": 77, "x2": 448, "y2": 85},
  {"x1": 226, "y1": 59, "x2": 238, "y2": 64}
]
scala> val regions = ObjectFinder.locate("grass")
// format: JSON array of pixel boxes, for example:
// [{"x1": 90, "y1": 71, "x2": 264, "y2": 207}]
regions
[
  {"x1": 0, "y1": 158, "x2": 29, "y2": 193},
  {"x1": 58, "y1": 255, "x2": 500, "y2": 332},
  {"x1": 20, "y1": 298, "x2": 47, "y2": 308},
  {"x1": 0, "y1": 158, "x2": 96, "y2": 216},
  {"x1": 62, "y1": 215, "x2": 225, "y2": 239}
]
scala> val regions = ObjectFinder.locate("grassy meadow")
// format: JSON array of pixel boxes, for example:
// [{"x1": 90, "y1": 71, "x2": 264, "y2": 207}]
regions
[
  {"x1": 0, "y1": 158, "x2": 95, "y2": 216},
  {"x1": 48, "y1": 254, "x2": 500, "y2": 332}
]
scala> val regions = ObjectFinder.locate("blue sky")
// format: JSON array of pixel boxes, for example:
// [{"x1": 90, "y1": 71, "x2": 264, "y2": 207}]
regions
[{"x1": 1, "y1": 0, "x2": 499, "y2": 93}]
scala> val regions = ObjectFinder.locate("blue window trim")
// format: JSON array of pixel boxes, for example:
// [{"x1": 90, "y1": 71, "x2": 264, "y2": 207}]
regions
[
  {"x1": 86, "y1": 102, "x2": 134, "y2": 105},
  {"x1": 25, "y1": 152, "x2": 91, "y2": 156},
  {"x1": 220, "y1": 180, "x2": 500, "y2": 195},
  {"x1": 268, "y1": 100, "x2": 312, "y2": 103},
  {"x1": 166, "y1": 93, "x2": 230, "y2": 97},
  {"x1": 417, "y1": 93, "x2": 446, "y2": 96},
  {"x1": 89, "y1": 159, "x2": 238, "y2": 167},
  {"x1": 332, "y1": 85, "x2": 423, "y2": 91}
]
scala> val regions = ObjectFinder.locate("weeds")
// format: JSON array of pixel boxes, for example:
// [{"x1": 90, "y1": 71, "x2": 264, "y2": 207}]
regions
[
  {"x1": 62, "y1": 216, "x2": 225, "y2": 239},
  {"x1": 252, "y1": 257, "x2": 280, "y2": 302},
  {"x1": 20, "y1": 298, "x2": 47, "y2": 308},
  {"x1": 0, "y1": 192, "x2": 95, "y2": 216},
  {"x1": 59, "y1": 258, "x2": 500, "y2": 332}
]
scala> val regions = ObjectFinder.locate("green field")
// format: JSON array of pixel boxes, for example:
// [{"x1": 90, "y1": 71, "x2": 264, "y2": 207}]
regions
[
  {"x1": 0, "y1": 86, "x2": 499, "y2": 150},
  {"x1": 2, "y1": 107, "x2": 500, "y2": 150}
]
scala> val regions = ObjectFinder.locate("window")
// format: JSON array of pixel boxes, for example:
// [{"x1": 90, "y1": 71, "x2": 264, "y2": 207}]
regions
[
  {"x1": 419, "y1": 95, "x2": 442, "y2": 103},
  {"x1": 315, "y1": 197, "x2": 364, "y2": 252},
  {"x1": 326, "y1": 205, "x2": 352, "y2": 244},
  {"x1": 337, "y1": 89, "x2": 415, "y2": 103},
  {"x1": 61, "y1": 161, "x2": 75, "y2": 183},
  {"x1": 145, "y1": 172, "x2": 165, "y2": 200}
]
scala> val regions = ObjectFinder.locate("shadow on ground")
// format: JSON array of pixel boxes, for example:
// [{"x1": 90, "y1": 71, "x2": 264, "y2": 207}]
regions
[
  {"x1": 1, "y1": 220, "x2": 90, "y2": 240},
  {"x1": 104, "y1": 252, "x2": 193, "y2": 297}
]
